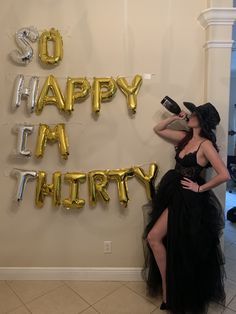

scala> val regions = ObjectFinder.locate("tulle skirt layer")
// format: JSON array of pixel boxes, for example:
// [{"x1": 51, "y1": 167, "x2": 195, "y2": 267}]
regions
[{"x1": 141, "y1": 169, "x2": 226, "y2": 314}]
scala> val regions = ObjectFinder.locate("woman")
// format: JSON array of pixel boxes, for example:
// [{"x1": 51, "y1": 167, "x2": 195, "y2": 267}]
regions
[{"x1": 141, "y1": 101, "x2": 230, "y2": 314}]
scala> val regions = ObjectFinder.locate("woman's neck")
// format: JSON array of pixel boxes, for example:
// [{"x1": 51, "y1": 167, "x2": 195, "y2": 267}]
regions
[{"x1": 191, "y1": 127, "x2": 201, "y2": 140}]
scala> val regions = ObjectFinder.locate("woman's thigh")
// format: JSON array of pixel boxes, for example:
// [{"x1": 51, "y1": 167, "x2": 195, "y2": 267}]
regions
[{"x1": 147, "y1": 208, "x2": 168, "y2": 242}]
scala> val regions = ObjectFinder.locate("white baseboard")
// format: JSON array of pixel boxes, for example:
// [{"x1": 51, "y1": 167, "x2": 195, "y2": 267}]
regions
[{"x1": 0, "y1": 267, "x2": 144, "y2": 281}]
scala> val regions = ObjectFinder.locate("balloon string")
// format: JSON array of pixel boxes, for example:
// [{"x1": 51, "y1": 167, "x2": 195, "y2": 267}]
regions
[
  {"x1": 0, "y1": 121, "x2": 86, "y2": 127},
  {"x1": 123, "y1": 0, "x2": 129, "y2": 71},
  {"x1": 4, "y1": 161, "x2": 157, "y2": 177},
  {"x1": 5, "y1": 72, "x2": 156, "y2": 81},
  {"x1": 6, "y1": 27, "x2": 72, "y2": 38}
]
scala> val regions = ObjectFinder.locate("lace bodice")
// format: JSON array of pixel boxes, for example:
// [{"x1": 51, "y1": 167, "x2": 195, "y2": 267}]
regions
[
  {"x1": 174, "y1": 151, "x2": 205, "y2": 179},
  {"x1": 174, "y1": 140, "x2": 210, "y2": 180}
]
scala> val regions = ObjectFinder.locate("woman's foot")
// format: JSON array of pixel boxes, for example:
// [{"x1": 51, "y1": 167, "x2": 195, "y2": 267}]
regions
[{"x1": 160, "y1": 301, "x2": 169, "y2": 310}]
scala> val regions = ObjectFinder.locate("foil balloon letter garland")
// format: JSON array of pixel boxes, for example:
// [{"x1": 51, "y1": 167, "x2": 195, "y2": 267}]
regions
[
  {"x1": 10, "y1": 27, "x2": 39, "y2": 65},
  {"x1": 12, "y1": 163, "x2": 159, "y2": 208},
  {"x1": 9, "y1": 26, "x2": 158, "y2": 209},
  {"x1": 12, "y1": 74, "x2": 144, "y2": 116},
  {"x1": 38, "y1": 28, "x2": 63, "y2": 65}
]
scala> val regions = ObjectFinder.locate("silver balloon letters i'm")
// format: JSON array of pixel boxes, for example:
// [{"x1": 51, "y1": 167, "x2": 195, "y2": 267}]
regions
[{"x1": 12, "y1": 124, "x2": 34, "y2": 158}]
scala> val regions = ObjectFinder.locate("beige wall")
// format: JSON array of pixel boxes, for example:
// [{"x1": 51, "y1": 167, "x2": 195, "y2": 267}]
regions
[
  {"x1": 207, "y1": 0, "x2": 233, "y2": 6},
  {"x1": 0, "y1": 0, "x2": 231, "y2": 268},
  {"x1": 228, "y1": 22, "x2": 236, "y2": 156},
  {"x1": 228, "y1": 75, "x2": 236, "y2": 156}
]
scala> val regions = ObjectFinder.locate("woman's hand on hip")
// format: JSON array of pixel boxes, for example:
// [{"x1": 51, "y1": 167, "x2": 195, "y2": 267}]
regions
[{"x1": 180, "y1": 177, "x2": 200, "y2": 192}]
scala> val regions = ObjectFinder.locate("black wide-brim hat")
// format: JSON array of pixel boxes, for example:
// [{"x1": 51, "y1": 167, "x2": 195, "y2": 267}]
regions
[{"x1": 183, "y1": 101, "x2": 221, "y2": 130}]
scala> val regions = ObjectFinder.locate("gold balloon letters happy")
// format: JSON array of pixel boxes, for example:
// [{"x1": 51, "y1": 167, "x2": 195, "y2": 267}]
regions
[
  {"x1": 36, "y1": 75, "x2": 65, "y2": 114},
  {"x1": 92, "y1": 77, "x2": 117, "y2": 114},
  {"x1": 116, "y1": 75, "x2": 143, "y2": 114},
  {"x1": 65, "y1": 77, "x2": 91, "y2": 113},
  {"x1": 12, "y1": 74, "x2": 143, "y2": 116}
]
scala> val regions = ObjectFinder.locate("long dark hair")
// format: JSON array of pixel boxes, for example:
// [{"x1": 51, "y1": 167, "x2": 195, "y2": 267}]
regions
[{"x1": 176, "y1": 127, "x2": 219, "y2": 152}]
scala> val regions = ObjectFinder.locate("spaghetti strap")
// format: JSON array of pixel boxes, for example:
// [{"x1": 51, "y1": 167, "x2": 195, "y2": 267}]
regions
[{"x1": 196, "y1": 139, "x2": 207, "y2": 152}]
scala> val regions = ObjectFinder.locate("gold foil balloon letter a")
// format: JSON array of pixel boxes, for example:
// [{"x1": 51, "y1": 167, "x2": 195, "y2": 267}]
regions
[{"x1": 36, "y1": 75, "x2": 65, "y2": 114}]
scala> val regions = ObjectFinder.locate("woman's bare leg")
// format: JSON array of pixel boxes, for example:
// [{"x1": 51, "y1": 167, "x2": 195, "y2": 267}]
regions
[{"x1": 147, "y1": 207, "x2": 168, "y2": 302}]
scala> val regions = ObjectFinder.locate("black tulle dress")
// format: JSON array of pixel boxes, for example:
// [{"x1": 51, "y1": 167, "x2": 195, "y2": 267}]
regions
[{"x1": 141, "y1": 140, "x2": 226, "y2": 314}]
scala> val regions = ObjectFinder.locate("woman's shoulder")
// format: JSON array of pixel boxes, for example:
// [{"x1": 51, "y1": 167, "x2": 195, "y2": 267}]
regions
[{"x1": 200, "y1": 138, "x2": 213, "y2": 146}]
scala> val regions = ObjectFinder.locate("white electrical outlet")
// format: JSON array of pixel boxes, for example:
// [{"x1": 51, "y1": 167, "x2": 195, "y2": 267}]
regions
[{"x1": 104, "y1": 241, "x2": 112, "y2": 253}]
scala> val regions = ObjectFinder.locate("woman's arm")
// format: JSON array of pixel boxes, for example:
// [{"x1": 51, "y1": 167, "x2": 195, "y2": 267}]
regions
[
  {"x1": 198, "y1": 140, "x2": 231, "y2": 192},
  {"x1": 153, "y1": 111, "x2": 188, "y2": 144}
]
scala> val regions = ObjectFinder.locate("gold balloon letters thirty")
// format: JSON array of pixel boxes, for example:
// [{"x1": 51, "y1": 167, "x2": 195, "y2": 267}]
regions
[
  {"x1": 12, "y1": 163, "x2": 158, "y2": 208},
  {"x1": 35, "y1": 171, "x2": 61, "y2": 208}
]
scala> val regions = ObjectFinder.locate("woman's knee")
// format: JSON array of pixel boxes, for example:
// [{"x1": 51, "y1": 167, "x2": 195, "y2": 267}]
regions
[
  {"x1": 147, "y1": 208, "x2": 168, "y2": 246},
  {"x1": 147, "y1": 230, "x2": 162, "y2": 247}
]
